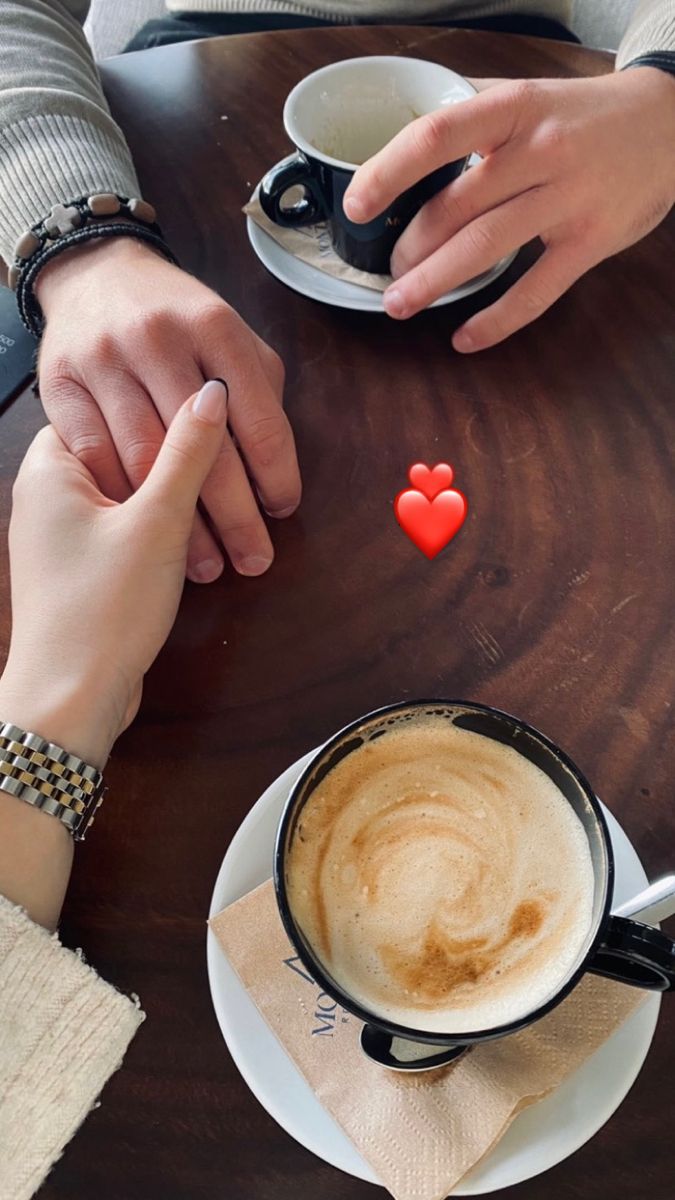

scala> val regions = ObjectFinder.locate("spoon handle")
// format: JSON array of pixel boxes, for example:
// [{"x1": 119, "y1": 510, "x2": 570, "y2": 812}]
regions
[{"x1": 612, "y1": 875, "x2": 675, "y2": 925}]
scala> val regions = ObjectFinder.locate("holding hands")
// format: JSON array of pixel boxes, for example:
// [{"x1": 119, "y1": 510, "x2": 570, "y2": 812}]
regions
[
  {"x1": 0, "y1": 380, "x2": 231, "y2": 771},
  {"x1": 35, "y1": 241, "x2": 301, "y2": 582},
  {"x1": 345, "y1": 67, "x2": 675, "y2": 349},
  {"x1": 5, "y1": 61, "x2": 675, "y2": 778}
]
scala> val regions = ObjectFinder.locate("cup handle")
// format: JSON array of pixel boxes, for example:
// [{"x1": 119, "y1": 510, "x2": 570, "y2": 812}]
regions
[
  {"x1": 589, "y1": 915, "x2": 675, "y2": 990},
  {"x1": 259, "y1": 151, "x2": 325, "y2": 228}
]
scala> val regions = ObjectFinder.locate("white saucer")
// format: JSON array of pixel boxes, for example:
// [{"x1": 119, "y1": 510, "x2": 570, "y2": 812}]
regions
[
  {"x1": 247, "y1": 153, "x2": 517, "y2": 314},
  {"x1": 207, "y1": 749, "x2": 660, "y2": 1194}
]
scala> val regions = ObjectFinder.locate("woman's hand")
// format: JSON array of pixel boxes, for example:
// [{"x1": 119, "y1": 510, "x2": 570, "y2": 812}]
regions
[
  {"x1": 0, "y1": 380, "x2": 230, "y2": 770},
  {"x1": 35, "y1": 241, "x2": 301, "y2": 580},
  {"x1": 344, "y1": 67, "x2": 675, "y2": 350}
]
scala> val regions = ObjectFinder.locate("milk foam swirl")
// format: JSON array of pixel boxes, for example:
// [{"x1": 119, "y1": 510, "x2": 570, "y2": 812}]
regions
[{"x1": 286, "y1": 718, "x2": 595, "y2": 1033}]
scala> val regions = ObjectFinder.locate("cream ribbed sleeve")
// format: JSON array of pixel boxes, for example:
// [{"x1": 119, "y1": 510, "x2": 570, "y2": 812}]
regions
[
  {"x1": 0, "y1": 895, "x2": 144, "y2": 1200},
  {"x1": 615, "y1": 0, "x2": 675, "y2": 66},
  {"x1": 0, "y1": 0, "x2": 138, "y2": 265}
]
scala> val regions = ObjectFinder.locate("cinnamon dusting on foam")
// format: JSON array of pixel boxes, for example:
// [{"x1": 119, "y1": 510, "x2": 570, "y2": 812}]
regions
[
  {"x1": 379, "y1": 899, "x2": 545, "y2": 1004},
  {"x1": 286, "y1": 717, "x2": 595, "y2": 1033}
]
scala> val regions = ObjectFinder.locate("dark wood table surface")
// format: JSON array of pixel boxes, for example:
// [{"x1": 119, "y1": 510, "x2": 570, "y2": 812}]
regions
[{"x1": 1, "y1": 23, "x2": 673, "y2": 1200}]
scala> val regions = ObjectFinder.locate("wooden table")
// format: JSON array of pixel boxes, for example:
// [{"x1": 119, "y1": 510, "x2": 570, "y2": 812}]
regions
[{"x1": 2, "y1": 24, "x2": 673, "y2": 1200}]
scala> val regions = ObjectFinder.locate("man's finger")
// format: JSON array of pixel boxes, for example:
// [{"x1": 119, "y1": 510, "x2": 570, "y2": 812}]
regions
[
  {"x1": 391, "y1": 144, "x2": 538, "y2": 279},
  {"x1": 200, "y1": 329, "x2": 301, "y2": 521},
  {"x1": 466, "y1": 77, "x2": 510, "y2": 92},
  {"x1": 197, "y1": 430, "x2": 275, "y2": 576},
  {"x1": 39, "y1": 378, "x2": 131, "y2": 502},
  {"x1": 384, "y1": 186, "x2": 546, "y2": 317},
  {"x1": 344, "y1": 83, "x2": 523, "y2": 223},
  {"x1": 91, "y1": 371, "x2": 170, "y2": 491},
  {"x1": 452, "y1": 243, "x2": 590, "y2": 352},
  {"x1": 252, "y1": 332, "x2": 287, "y2": 400}
]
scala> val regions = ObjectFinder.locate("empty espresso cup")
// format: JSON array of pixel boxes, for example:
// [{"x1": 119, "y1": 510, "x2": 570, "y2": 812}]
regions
[
  {"x1": 259, "y1": 56, "x2": 476, "y2": 274},
  {"x1": 274, "y1": 700, "x2": 675, "y2": 1072}
]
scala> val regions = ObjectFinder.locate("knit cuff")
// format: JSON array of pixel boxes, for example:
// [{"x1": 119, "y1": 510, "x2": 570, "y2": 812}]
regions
[
  {"x1": 165, "y1": 0, "x2": 342, "y2": 14},
  {"x1": 620, "y1": 49, "x2": 675, "y2": 79},
  {"x1": 0, "y1": 895, "x2": 144, "y2": 1200},
  {"x1": 616, "y1": 3, "x2": 675, "y2": 69},
  {"x1": 0, "y1": 113, "x2": 139, "y2": 264}
]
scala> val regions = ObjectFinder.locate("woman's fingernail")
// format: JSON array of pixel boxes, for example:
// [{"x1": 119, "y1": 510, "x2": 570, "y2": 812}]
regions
[
  {"x1": 192, "y1": 379, "x2": 228, "y2": 424},
  {"x1": 189, "y1": 557, "x2": 224, "y2": 584},
  {"x1": 343, "y1": 194, "x2": 364, "y2": 221},
  {"x1": 453, "y1": 328, "x2": 475, "y2": 352},
  {"x1": 238, "y1": 555, "x2": 272, "y2": 577},
  {"x1": 384, "y1": 287, "x2": 406, "y2": 318}
]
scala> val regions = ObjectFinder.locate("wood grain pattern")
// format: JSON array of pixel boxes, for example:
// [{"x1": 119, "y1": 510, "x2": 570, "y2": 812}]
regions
[{"x1": 0, "y1": 26, "x2": 672, "y2": 1200}]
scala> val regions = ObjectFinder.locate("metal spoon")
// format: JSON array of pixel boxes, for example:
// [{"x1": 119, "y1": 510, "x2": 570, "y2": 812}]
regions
[{"x1": 612, "y1": 875, "x2": 675, "y2": 925}]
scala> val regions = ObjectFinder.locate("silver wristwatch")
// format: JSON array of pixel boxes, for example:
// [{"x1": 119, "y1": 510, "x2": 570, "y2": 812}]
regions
[{"x1": 0, "y1": 722, "x2": 105, "y2": 841}]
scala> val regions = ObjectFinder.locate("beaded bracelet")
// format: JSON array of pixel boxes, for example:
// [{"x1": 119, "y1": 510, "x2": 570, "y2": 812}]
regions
[{"x1": 9, "y1": 193, "x2": 178, "y2": 338}]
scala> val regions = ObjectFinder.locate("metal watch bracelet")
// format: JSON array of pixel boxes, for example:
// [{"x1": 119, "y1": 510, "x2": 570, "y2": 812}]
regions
[{"x1": 0, "y1": 722, "x2": 105, "y2": 841}]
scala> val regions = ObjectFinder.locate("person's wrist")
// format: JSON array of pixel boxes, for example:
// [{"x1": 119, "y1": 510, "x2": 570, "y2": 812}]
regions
[
  {"x1": 0, "y1": 662, "x2": 125, "y2": 770},
  {"x1": 621, "y1": 62, "x2": 675, "y2": 93},
  {"x1": 35, "y1": 227, "x2": 164, "y2": 319},
  {"x1": 614, "y1": 65, "x2": 675, "y2": 191}
]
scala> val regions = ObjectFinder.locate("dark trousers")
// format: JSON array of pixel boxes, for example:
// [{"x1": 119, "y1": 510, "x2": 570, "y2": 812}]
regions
[{"x1": 126, "y1": 11, "x2": 579, "y2": 52}]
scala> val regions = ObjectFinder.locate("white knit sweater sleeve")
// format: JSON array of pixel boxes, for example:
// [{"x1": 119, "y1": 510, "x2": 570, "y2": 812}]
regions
[
  {"x1": 0, "y1": 895, "x2": 144, "y2": 1200},
  {"x1": 0, "y1": 0, "x2": 138, "y2": 264}
]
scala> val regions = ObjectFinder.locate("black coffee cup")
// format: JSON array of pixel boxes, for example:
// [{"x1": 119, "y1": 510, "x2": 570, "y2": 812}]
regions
[
  {"x1": 274, "y1": 700, "x2": 675, "y2": 1072},
  {"x1": 259, "y1": 56, "x2": 476, "y2": 275}
]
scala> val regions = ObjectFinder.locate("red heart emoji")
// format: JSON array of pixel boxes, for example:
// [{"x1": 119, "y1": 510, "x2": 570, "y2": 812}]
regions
[
  {"x1": 408, "y1": 462, "x2": 454, "y2": 500},
  {"x1": 395, "y1": 488, "x2": 467, "y2": 559}
]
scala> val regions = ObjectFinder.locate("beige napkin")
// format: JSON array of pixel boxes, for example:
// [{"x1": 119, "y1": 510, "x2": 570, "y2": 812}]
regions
[
  {"x1": 211, "y1": 880, "x2": 647, "y2": 1200},
  {"x1": 244, "y1": 192, "x2": 392, "y2": 292}
]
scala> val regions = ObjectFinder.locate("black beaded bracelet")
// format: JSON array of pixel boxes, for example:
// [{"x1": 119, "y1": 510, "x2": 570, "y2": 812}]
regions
[{"x1": 10, "y1": 193, "x2": 178, "y2": 338}]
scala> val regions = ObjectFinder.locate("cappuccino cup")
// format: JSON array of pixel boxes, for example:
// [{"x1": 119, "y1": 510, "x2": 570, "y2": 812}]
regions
[
  {"x1": 274, "y1": 700, "x2": 675, "y2": 1071},
  {"x1": 259, "y1": 57, "x2": 475, "y2": 274}
]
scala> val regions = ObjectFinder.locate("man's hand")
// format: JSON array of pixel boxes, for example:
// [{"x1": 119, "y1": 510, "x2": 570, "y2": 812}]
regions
[
  {"x1": 344, "y1": 67, "x2": 675, "y2": 351},
  {"x1": 36, "y1": 240, "x2": 301, "y2": 580}
]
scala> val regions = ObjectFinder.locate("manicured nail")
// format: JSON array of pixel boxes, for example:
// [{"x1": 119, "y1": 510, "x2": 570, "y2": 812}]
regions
[
  {"x1": 343, "y1": 194, "x2": 365, "y2": 221},
  {"x1": 266, "y1": 504, "x2": 297, "y2": 519},
  {"x1": 453, "y1": 328, "x2": 474, "y2": 353},
  {"x1": 384, "y1": 287, "x2": 406, "y2": 318},
  {"x1": 192, "y1": 379, "x2": 228, "y2": 424},
  {"x1": 189, "y1": 557, "x2": 224, "y2": 584},
  {"x1": 238, "y1": 555, "x2": 273, "y2": 577}
]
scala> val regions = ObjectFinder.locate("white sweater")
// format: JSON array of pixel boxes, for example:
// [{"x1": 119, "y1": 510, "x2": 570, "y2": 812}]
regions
[{"x1": 0, "y1": 895, "x2": 143, "y2": 1200}]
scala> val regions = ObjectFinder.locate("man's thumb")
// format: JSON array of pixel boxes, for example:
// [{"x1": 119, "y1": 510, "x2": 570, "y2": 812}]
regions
[{"x1": 139, "y1": 379, "x2": 228, "y2": 517}]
